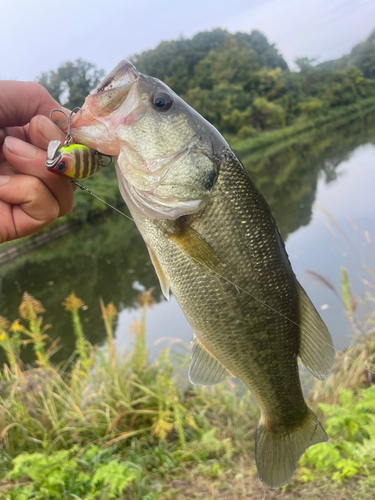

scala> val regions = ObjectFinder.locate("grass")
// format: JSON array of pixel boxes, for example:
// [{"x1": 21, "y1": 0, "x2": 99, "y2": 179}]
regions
[
  {"x1": 1, "y1": 258, "x2": 375, "y2": 498},
  {"x1": 0, "y1": 291, "x2": 257, "y2": 498},
  {"x1": 227, "y1": 96, "x2": 375, "y2": 157}
]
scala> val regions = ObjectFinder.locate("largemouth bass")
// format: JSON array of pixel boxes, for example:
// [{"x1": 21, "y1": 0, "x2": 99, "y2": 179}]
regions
[{"x1": 70, "y1": 60, "x2": 335, "y2": 488}]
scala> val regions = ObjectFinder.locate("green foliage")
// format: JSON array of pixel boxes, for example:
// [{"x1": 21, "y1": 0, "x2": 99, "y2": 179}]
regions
[
  {"x1": 131, "y1": 28, "x2": 375, "y2": 136},
  {"x1": 4, "y1": 447, "x2": 140, "y2": 499},
  {"x1": 300, "y1": 386, "x2": 375, "y2": 484},
  {"x1": 318, "y1": 28, "x2": 375, "y2": 80},
  {"x1": 341, "y1": 267, "x2": 357, "y2": 321},
  {"x1": 0, "y1": 292, "x2": 253, "y2": 498},
  {"x1": 37, "y1": 59, "x2": 105, "y2": 109},
  {"x1": 131, "y1": 29, "x2": 287, "y2": 96},
  {"x1": 188, "y1": 429, "x2": 233, "y2": 461},
  {"x1": 1, "y1": 287, "x2": 375, "y2": 497}
]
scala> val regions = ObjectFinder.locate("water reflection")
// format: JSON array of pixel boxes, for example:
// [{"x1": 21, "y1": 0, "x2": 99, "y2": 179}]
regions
[
  {"x1": 0, "y1": 113, "x2": 374, "y2": 363},
  {"x1": 244, "y1": 113, "x2": 375, "y2": 238},
  {"x1": 0, "y1": 216, "x2": 162, "y2": 361}
]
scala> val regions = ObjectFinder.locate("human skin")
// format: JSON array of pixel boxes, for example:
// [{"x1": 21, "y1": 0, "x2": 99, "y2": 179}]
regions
[{"x1": 0, "y1": 81, "x2": 75, "y2": 244}]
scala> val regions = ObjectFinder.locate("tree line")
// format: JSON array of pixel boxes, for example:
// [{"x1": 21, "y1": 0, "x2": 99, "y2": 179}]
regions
[{"x1": 38, "y1": 28, "x2": 375, "y2": 138}]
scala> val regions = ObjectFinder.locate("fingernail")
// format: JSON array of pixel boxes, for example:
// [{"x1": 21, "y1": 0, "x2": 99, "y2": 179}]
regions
[
  {"x1": 0, "y1": 176, "x2": 10, "y2": 186},
  {"x1": 4, "y1": 136, "x2": 38, "y2": 159},
  {"x1": 38, "y1": 115, "x2": 65, "y2": 142}
]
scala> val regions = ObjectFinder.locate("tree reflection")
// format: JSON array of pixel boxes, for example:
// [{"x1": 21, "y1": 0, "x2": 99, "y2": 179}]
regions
[{"x1": 243, "y1": 113, "x2": 375, "y2": 238}]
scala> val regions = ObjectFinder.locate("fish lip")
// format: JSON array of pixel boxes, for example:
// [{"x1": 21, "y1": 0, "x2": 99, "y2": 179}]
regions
[
  {"x1": 95, "y1": 59, "x2": 139, "y2": 93},
  {"x1": 82, "y1": 60, "x2": 140, "y2": 118},
  {"x1": 69, "y1": 70, "x2": 142, "y2": 156}
]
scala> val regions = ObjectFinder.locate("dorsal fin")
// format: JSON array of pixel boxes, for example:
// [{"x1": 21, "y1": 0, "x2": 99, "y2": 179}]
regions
[
  {"x1": 297, "y1": 282, "x2": 335, "y2": 380},
  {"x1": 189, "y1": 336, "x2": 234, "y2": 385},
  {"x1": 146, "y1": 244, "x2": 170, "y2": 300}
]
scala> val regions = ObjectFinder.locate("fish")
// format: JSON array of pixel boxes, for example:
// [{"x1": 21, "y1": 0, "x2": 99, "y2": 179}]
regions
[
  {"x1": 45, "y1": 140, "x2": 111, "y2": 179},
  {"x1": 69, "y1": 60, "x2": 335, "y2": 489}
]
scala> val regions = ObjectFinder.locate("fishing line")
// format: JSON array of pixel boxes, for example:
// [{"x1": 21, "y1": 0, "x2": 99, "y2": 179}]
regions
[
  {"x1": 75, "y1": 180, "x2": 375, "y2": 378},
  {"x1": 72, "y1": 181, "x2": 134, "y2": 222}
]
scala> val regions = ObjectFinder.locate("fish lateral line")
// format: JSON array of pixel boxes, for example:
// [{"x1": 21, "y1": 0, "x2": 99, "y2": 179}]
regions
[{"x1": 75, "y1": 182, "x2": 374, "y2": 377}]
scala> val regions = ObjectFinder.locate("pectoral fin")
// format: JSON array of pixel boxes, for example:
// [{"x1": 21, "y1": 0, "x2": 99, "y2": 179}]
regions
[
  {"x1": 146, "y1": 245, "x2": 170, "y2": 300},
  {"x1": 169, "y1": 222, "x2": 225, "y2": 275},
  {"x1": 297, "y1": 282, "x2": 335, "y2": 379},
  {"x1": 189, "y1": 335, "x2": 234, "y2": 385}
]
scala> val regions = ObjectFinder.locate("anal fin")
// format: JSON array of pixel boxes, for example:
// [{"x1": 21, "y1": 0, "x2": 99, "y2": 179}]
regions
[
  {"x1": 297, "y1": 282, "x2": 335, "y2": 380},
  {"x1": 189, "y1": 336, "x2": 233, "y2": 385},
  {"x1": 146, "y1": 245, "x2": 170, "y2": 300}
]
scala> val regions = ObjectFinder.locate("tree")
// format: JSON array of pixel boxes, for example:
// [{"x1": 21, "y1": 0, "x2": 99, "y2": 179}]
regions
[{"x1": 37, "y1": 59, "x2": 105, "y2": 109}]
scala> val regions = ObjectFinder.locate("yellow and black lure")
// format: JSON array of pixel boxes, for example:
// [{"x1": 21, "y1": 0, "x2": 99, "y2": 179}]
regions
[
  {"x1": 46, "y1": 140, "x2": 112, "y2": 179},
  {"x1": 45, "y1": 108, "x2": 112, "y2": 180}
]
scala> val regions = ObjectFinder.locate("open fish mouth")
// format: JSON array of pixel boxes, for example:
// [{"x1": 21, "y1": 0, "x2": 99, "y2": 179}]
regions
[
  {"x1": 84, "y1": 60, "x2": 139, "y2": 118},
  {"x1": 69, "y1": 60, "x2": 140, "y2": 155},
  {"x1": 71, "y1": 60, "x2": 139, "y2": 122}
]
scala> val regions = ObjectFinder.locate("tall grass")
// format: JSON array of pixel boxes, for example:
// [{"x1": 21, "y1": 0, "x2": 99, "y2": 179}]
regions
[
  {"x1": 0, "y1": 291, "x2": 257, "y2": 498},
  {"x1": 1, "y1": 253, "x2": 375, "y2": 498}
]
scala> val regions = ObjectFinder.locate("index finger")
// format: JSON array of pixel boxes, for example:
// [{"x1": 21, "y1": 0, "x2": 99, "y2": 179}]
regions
[{"x1": 0, "y1": 81, "x2": 63, "y2": 128}]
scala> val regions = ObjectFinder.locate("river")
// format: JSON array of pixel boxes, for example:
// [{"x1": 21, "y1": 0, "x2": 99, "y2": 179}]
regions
[{"x1": 0, "y1": 113, "x2": 374, "y2": 363}]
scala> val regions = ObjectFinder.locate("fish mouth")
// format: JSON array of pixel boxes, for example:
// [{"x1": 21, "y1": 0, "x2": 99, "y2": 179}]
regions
[
  {"x1": 85, "y1": 60, "x2": 139, "y2": 117},
  {"x1": 70, "y1": 60, "x2": 140, "y2": 155}
]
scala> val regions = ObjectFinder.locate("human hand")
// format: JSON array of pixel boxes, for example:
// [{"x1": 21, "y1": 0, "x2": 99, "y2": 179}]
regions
[{"x1": 0, "y1": 81, "x2": 75, "y2": 244}]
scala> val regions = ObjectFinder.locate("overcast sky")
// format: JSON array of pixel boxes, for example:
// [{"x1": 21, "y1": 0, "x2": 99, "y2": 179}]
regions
[{"x1": 1, "y1": 0, "x2": 374, "y2": 81}]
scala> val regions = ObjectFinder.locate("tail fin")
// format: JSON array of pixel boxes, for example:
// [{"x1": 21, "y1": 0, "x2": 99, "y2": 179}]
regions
[{"x1": 255, "y1": 408, "x2": 327, "y2": 489}]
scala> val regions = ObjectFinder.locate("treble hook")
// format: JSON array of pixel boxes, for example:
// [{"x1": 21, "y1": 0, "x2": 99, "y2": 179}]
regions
[
  {"x1": 49, "y1": 107, "x2": 82, "y2": 146},
  {"x1": 94, "y1": 150, "x2": 113, "y2": 167}
]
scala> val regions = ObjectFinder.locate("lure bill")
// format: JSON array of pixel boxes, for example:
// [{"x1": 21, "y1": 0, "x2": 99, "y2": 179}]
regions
[{"x1": 45, "y1": 140, "x2": 111, "y2": 179}]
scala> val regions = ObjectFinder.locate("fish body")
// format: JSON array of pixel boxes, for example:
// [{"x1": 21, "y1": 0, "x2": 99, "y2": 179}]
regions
[
  {"x1": 69, "y1": 60, "x2": 335, "y2": 488},
  {"x1": 45, "y1": 141, "x2": 109, "y2": 179}
]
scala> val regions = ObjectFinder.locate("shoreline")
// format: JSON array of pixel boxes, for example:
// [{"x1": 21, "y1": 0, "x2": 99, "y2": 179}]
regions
[
  {"x1": 0, "y1": 221, "x2": 81, "y2": 266},
  {"x1": 228, "y1": 96, "x2": 375, "y2": 154}
]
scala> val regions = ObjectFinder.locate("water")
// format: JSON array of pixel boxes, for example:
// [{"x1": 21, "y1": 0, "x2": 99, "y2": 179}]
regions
[{"x1": 1, "y1": 115, "x2": 374, "y2": 363}]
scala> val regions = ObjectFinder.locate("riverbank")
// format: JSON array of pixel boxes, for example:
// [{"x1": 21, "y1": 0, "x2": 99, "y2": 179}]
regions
[
  {"x1": 0, "y1": 221, "x2": 81, "y2": 266},
  {"x1": 0, "y1": 282, "x2": 374, "y2": 499},
  {"x1": 227, "y1": 96, "x2": 375, "y2": 158}
]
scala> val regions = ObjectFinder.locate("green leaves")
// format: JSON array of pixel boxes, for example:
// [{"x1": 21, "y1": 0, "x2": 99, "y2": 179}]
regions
[
  {"x1": 130, "y1": 28, "x2": 375, "y2": 138},
  {"x1": 5, "y1": 448, "x2": 140, "y2": 499},
  {"x1": 300, "y1": 386, "x2": 375, "y2": 483},
  {"x1": 37, "y1": 59, "x2": 105, "y2": 109}
]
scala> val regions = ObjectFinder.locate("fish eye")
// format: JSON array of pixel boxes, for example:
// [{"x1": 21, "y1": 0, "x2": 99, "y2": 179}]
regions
[
  {"x1": 57, "y1": 162, "x2": 66, "y2": 172},
  {"x1": 151, "y1": 92, "x2": 173, "y2": 112}
]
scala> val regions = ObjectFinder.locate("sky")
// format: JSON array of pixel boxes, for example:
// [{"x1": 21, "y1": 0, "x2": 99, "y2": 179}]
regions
[{"x1": 1, "y1": 0, "x2": 375, "y2": 81}]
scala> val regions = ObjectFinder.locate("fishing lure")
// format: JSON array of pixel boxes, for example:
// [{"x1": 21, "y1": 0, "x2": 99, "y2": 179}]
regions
[{"x1": 45, "y1": 108, "x2": 112, "y2": 179}]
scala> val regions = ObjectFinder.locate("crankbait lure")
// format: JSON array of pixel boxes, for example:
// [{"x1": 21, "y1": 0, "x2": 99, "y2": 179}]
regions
[{"x1": 45, "y1": 108, "x2": 112, "y2": 179}]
